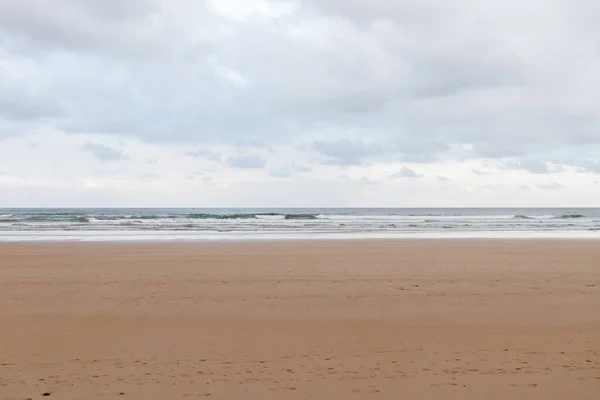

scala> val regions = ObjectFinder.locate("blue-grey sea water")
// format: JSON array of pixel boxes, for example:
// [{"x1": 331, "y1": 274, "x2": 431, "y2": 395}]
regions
[{"x1": 1, "y1": 208, "x2": 599, "y2": 241}]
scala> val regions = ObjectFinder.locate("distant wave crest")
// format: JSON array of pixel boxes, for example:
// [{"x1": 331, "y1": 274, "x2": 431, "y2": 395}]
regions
[
  {"x1": 555, "y1": 214, "x2": 585, "y2": 219},
  {"x1": 10, "y1": 215, "x2": 90, "y2": 223},
  {"x1": 284, "y1": 214, "x2": 318, "y2": 220},
  {"x1": 0, "y1": 212, "x2": 324, "y2": 222},
  {"x1": 187, "y1": 213, "x2": 257, "y2": 220},
  {"x1": 186, "y1": 213, "x2": 318, "y2": 220},
  {"x1": 513, "y1": 215, "x2": 532, "y2": 219}
]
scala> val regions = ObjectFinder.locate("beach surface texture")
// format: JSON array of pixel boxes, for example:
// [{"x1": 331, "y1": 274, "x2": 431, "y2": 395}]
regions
[{"x1": 1, "y1": 240, "x2": 599, "y2": 399}]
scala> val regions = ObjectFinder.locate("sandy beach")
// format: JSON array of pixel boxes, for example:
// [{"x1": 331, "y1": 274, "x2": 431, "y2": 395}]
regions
[{"x1": 1, "y1": 240, "x2": 599, "y2": 399}]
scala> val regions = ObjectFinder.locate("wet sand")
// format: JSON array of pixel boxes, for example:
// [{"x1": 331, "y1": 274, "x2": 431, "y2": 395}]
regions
[{"x1": 1, "y1": 240, "x2": 599, "y2": 399}]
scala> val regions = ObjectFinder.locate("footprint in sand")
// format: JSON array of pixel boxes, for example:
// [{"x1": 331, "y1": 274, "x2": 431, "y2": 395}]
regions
[
  {"x1": 430, "y1": 383, "x2": 458, "y2": 387},
  {"x1": 510, "y1": 383, "x2": 538, "y2": 387},
  {"x1": 351, "y1": 388, "x2": 381, "y2": 393}
]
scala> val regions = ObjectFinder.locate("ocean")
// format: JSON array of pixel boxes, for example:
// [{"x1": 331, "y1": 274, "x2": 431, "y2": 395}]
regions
[{"x1": 0, "y1": 208, "x2": 599, "y2": 241}]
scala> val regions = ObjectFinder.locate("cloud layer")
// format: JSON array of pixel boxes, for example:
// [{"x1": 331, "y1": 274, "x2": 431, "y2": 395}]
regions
[{"x1": 1, "y1": 0, "x2": 599, "y2": 206}]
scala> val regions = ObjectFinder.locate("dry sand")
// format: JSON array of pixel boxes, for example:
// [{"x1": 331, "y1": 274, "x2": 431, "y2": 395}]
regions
[{"x1": 0, "y1": 240, "x2": 599, "y2": 399}]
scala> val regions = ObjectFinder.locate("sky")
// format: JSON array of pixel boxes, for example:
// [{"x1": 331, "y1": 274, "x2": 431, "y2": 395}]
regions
[{"x1": 1, "y1": 0, "x2": 600, "y2": 207}]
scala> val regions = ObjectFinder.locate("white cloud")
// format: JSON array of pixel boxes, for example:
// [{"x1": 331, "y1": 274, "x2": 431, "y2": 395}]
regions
[{"x1": 536, "y1": 182, "x2": 563, "y2": 190}]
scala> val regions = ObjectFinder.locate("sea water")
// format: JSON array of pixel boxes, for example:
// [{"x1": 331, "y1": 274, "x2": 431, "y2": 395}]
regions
[{"x1": 1, "y1": 208, "x2": 599, "y2": 241}]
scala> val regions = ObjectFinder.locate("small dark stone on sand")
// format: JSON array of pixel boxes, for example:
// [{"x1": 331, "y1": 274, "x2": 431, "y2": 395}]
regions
[{"x1": 42, "y1": 393, "x2": 51, "y2": 397}]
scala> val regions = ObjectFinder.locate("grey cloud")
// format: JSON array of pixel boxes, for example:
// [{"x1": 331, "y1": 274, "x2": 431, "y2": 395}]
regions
[
  {"x1": 298, "y1": 0, "x2": 461, "y2": 26},
  {"x1": 503, "y1": 159, "x2": 551, "y2": 174},
  {"x1": 392, "y1": 166, "x2": 422, "y2": 178},
  {"x1": 0, "y1": 124, "x2": 19, "y2": 141},
  {"x1": 269, "y1": 165, "x2": 292, "y2": 178},
  {"x1": 398, "y1": 138, "x2": 449, "y2": 163},
  {"x1": 313, "y1": 139, "x2": 384, "y2": 166},
  {"x1": 226, "y1": 154, "x2": 266, "y2": 169},
  {"x1": 186, "y1": 148, "x2": 221, "y2": 162},
  {"x1": 409, "y1": 50, "x2": 524, "y2": 98},
  {"x1": 237, "y1": 140, "x2": 268, "y2": 148},
  {"x1": 471, "y1": 143, "x2": 527, "y2": 159},
  {"x1": 502, "y1": 159, "x2": 566, "y2": 174},
  {"x1": 0, "y1": 0, "x2": 525, "y2": 147},
  {"x1": 1, "y1": 0, "x2": 600, "y2": 171},
  {"x1": 399, "y1": 152, "x2": 440, "y2": 164},
  {"x1": 0, "y1": 0, "x2": 188, "y2": 59},
  {"x1": 0, "y1": 68, "x2": 64, "y2": 121},
  {"x1": 0, "y1": 95, "x2": 64, "y2": 121},
  {"x1": 81, "y1": 141, "x2": 129, "y2": 162},
  {"x1": 297, "y1": 0, "x2": 525, "y2": 97},
  {"x1": 139, "y1": 172, "x2": 159, "y2": 179},
  {"x1": 292, "y1": 163, "x2": 312, "y2": 173},
  {"x1": 437, "y1": 176, "x2": 451, "y2": 182}
]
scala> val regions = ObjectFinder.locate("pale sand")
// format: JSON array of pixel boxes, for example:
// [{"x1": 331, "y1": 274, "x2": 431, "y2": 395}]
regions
[{"x1": 1, "y1": 241, "x2": 599, "y2": 400}]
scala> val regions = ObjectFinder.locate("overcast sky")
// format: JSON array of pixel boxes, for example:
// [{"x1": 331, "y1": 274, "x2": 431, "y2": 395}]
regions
[{"x1": 1, "y1": 0, "x2": 600, "y2": 207}]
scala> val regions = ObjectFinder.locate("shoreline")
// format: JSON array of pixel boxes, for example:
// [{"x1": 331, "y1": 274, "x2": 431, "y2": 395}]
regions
[
  {"x1": 2, "y1": 230, "x2": 600, "y2": 242},
  {"x1": 3, "y1": 236, "x2": 600, "y2": 244},
  {"x1": 3, "y1": 237, "x2": 600, "y2": 247}
]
